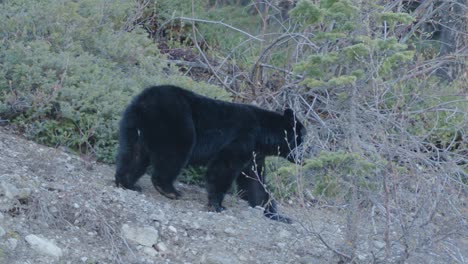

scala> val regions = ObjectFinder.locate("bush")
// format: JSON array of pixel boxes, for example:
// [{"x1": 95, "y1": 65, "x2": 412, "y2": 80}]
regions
[
  {"x1": 0, "y1": 0, "x2": 229, "y2": 162},
  {"x1": 267, "y1": 151, "x2": 380, "y2": 201}
]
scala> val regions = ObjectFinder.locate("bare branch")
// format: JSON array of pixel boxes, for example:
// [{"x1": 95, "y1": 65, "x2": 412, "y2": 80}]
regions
[{"x1": 157, "y1": 16, "x2": 264, "y2": 42}]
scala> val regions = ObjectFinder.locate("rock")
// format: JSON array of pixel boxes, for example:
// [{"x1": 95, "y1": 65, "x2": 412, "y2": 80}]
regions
[
  {"x1": 238, "y1": 255, "x2": 248, "y2": 262},
  {"x1": 44, "y1": 183, "x2": 66, "y2": 192},
  {"x1": 168, "y1": 226, "x2": 177, "y2": 233},
  {"x1": 142, "y1": 246, "x2": 158, "y2": 257},
  {"x1": 373, "y1": 240, "x2": 386, "y2": 249},
  {"x1": 277, "y1": 242, "x2": 287, "y2": 249},
  {"x1": 299, "y1": 256, "x2": 320, "y2": 264},
  {"x1": 278, "y1": 229, "x2": 291, "y2": 239},
  {"x1": 357, "y1": 253, "x2": 368, "y2": 261},
  {"x1": 65, "y1": 164, "x2": 75, "y2": 171},
  {"x1": 0, "y1": 212, "x2": 4, "y2": 219},
  {"x1": 191, "y1": 221, "x2": 201, "y2": 229},
  {"x1": 204, "y1": 234, "x2": 214, "y2": 241},
  {"x1": 6, "y1": 238, "x2": 18, "y2": 250},
  {"x1": 150, "y1": 210, "x2": 166, "y2": 223},
  {"x1": 17, "y1": 187, "x2": 31, "y2": 200},
  {"x1": 0, "y1": 182, "x2": 31, "y2": 200},
  {"x1": 224, "y1": 227, "x2": 236, "y2": 235},
  {"x1": 202, "y1": 250, "x2": 238, "y2": 264},
  {"x1": 153, "y1": 221, "x2": 161, "y2": 228},
  {"x1": 121, "y1": 224, "x2": 159, "y2": 247},
  {"x1": 25, "y1": 234, "x2": 63, "y2": 258},
  {"x1": 49, "y1": 206, "x2": 59, "y2": 214},
  {"x1": 155, "y1": 242, "x2": 168, "y2": 252},
  {"x1": 1, "y1": 182, "x2": 19, "y2": 199},
  {"x1": 0, "y1": 226, "x2": 5, "y2": 237}
]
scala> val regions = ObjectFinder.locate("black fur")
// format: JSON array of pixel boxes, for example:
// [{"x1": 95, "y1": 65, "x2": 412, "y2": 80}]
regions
[{"x1": 115, "y1": 85, "x2": 306, "y2": 223}]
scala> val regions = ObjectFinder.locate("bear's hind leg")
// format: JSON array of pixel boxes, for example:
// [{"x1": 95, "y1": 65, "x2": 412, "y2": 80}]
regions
[
  {"x1": 151, "y1": 158, "x2": 187, "y2": 199},
  {"x1": 149, "y1": 119, "x2": 195, "y2": 199}
]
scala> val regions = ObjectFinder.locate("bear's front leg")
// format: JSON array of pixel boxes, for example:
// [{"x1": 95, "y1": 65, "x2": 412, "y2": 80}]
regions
[
  {"x1": 206, "y1": 188, "x2": 226, "y2": 212},
  {"x1": 237, "y1": 157, "x2": 293, "y2": 224},
  {"x1": 205, "y1": 162, "x2": 239, "y2": 212},
  {"x1": 263, "y1": 200, "x2": 292, "y2": 224},
  {"x1": 205, "y1": 143, "x2": 251, "y2": 213}
]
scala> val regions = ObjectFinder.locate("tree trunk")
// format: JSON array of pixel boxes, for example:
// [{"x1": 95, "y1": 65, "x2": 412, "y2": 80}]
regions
[{"x1": 436, "y1": 0, "x2": 467, "y2": 81}]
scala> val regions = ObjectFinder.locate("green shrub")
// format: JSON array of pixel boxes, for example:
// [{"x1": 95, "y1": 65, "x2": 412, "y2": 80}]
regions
[
  {"x1": 304, "y1": 151, "x2": 379, "y2": 198},
  {"x1": 179, "y1": 167, "x2": 207, "y2": 187},
  {"x1": 267, "y1": 151, "x2": 381, "y2": 200},
  {"x1": 0, "y1": 0, "x2": 229, "y2": 162}
]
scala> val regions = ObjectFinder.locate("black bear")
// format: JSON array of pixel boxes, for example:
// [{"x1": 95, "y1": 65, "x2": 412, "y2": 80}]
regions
[{"x1": 115, "y1": 85, "x2": 306, "y2": 223}]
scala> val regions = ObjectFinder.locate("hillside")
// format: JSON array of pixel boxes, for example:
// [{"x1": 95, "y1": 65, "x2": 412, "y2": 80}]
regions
[
  {"x1": 1, "y1": 129, "x2": 466, "y2": 264},
  {"x1": 0, "y1": 127, "x2": 349, "y2": 264}
]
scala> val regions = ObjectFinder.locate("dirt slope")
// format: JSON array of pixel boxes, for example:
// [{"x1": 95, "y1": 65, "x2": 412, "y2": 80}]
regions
[{"x1": 0, "y1": 128, "x2": 345, "y2": 264}]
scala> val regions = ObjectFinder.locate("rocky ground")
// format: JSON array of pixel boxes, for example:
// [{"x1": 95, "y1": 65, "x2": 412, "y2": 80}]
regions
[
  {"x1": 0, "y1": 127, "x2": 466, "y2": 264},
  {"x1": 0, "y1": 127, "x2": 348, "y2": 264}
]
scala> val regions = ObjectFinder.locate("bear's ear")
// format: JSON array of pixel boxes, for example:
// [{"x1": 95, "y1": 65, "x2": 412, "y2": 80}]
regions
[{"x1": 284, "y1": 108, "x2": 294, "y2": 122}]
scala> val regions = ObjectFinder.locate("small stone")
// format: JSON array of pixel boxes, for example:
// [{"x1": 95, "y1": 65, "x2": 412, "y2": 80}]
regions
[
  {"x1": 226, "y1": 238, "x2": 236, "y2": 244},
  {"x1": 299, "y1": 256, "x2": 319, "y2": 264},
  {"x1": 150, "y1": 211, "x2": 167, "y2": 224},
  {"x1": 122, "y1": 224, "x2": 159, "y2": 247},
  {"x1": 25, "y1": 234, "x2": 63, "y2": 258},
  {"x1": 1, "y1": 182, "x2": 19, "y2": 199},
  {"x1": 0, "y1": 226, "x2": 5, "y2": 237},
  {"x1": 65, "y1": 164, "x2": 75, "y2": 171},
  {"x1": 373, "y1": 240, "x2": 386, "y2": 249},
  {"x1": 155, "y1": 242, "x2": 168, "y2": 252},
  {"x1": 202, "y1": 250, "x2": 238, "y2": 264},
  {"x1": 0, "y1": 212, "x2": 4, "y2": 219},
  {"x1": 224, "y1": 227, "x2": 236, "y2": 235},
  {"x1": 50, "y1": 206, "x2": 59, "y2": 214},
  {"x1": 17, "y1": 188, "x2": 31, "y2": 200},
  {"x1": 277, "y1": 242, "x2": 287, "y2": 249},
  {"x1": 153, "y1": 222, "x2": 160, "y2": 228},
  {"x1": 142, "y1": 246, "x2": 158, "y2": 257},
  {"x1": 81, "y1": 257, "x2": 88, "y2": 262},
  {"x1": 168, "y1": 226, "x2": 177, "y2": 233},
  {"x1": 278, "y1": 229, "x2": 291, "y2": 239},
  {"x1": 6, "y1": 238, "x2": 18, "y2": 250}
]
